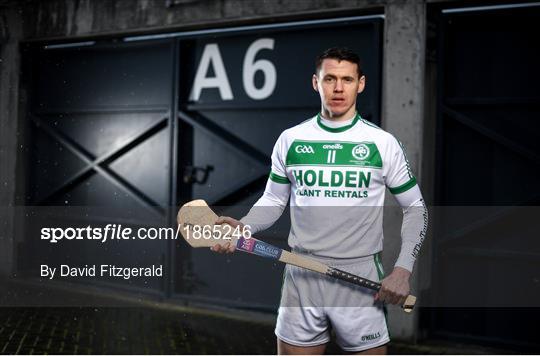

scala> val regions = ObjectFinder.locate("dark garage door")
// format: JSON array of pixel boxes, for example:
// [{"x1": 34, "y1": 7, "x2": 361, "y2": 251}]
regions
[
  {"x1": 22, "y1": 16, "x2": 384, "y2": 310},
  {"x1": 23, "y1": 40, "x2": 175, "y2": 293},
  {"x1": 430, "y1": 4, "x2": 540, "y2": 349}
]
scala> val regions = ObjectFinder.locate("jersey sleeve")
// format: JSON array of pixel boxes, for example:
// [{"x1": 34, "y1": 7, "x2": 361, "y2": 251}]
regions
[
  {"x1": 268, "y1": 132, "x2": 290, "y2": 185},
  {"x1": 384, "y1": 137, "x2": 428, "y2": 272},
  {"x1": 384, "y1": 136, "x2": 417, "y2": 195},
  {"x1": 392, "y1": 184, "x2": 428, "y2": 272}
]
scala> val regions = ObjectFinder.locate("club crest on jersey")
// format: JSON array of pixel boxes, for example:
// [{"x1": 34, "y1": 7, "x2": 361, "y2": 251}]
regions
[
  {"x1": 352, "y1": 144, "x2": 370, "y2": 160},
  {"x1": 295, "y1": 145, "x2": 315, "y2": 154}
]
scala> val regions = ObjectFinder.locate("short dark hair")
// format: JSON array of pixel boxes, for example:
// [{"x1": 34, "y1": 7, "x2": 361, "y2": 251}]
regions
[{"x1": 315, "y1": 47, "x2": 363, "y2": 77}]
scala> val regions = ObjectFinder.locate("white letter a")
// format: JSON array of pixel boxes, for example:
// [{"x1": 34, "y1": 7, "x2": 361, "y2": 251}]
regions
[{"x1": 189, "y1": 43, "x2": 233, "y2": 101}]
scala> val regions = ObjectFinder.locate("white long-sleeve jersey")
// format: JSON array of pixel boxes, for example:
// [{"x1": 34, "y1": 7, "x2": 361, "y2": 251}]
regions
[{"x1": 241, "y1": 113, "x2": 428, "y2": 272}]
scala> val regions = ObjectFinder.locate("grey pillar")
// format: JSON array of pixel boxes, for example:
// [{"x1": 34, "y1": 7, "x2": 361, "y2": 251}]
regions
[
  {"x1": 381, "y1": 0, "x2": 426, "y2": 341},
  {"x1": 0, "y1": 6, "x2": 22, "y2": 276}
]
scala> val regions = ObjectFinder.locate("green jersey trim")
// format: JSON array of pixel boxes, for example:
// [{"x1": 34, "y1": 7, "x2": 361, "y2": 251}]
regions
[
  {"x1": 374, "y1": 253, "x2": 390, "y2": 337},
  {"x1": 317, "y1": 113, "x2": 360, "y2": 133},
  {"x1": 374, "y1": 252, "x2": 385, "y2": 280},
  {"x1": 388, "y1": 177, "x2": 417, "y2": 195},
  {"x1": 286, "y1": 164, "x2": 381, "y2": 169},
  {"x1": 361, "y1": 118, "x2": 383, "y2": 130},
  {"x1": 269, "y1": 171, "x2": 290, "y2": 184},
  {"x1": 397, "y1": 139, "x2": 414, "y2": 180}
]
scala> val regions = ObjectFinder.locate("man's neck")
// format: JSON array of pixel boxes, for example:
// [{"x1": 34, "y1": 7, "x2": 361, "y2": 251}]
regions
[{"x1": 320, "y1": 109, "x2": 357, "y2": 122}]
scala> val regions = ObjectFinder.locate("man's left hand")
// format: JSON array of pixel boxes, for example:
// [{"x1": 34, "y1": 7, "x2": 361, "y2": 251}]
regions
[{"x1": 374, "y1": 267, "x2": 411, "y2": 305}]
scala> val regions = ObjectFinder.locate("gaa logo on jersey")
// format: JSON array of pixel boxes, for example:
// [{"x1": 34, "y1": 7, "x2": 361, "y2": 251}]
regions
[
  {"x1": 352, "y1": 144, "x2": 370, "y2": 160},
  {"x1": 295, "y1": 145, "x2": 315, "y2": 154}
]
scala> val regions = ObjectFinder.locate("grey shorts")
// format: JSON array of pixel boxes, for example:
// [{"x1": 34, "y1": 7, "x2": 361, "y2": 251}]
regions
[{"x1": 275, "y1": 253, "x2": 390, "y2": 352}]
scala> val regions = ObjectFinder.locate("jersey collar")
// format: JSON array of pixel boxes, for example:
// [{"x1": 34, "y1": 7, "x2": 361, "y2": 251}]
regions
[{"x1": 317, "y1": 112, "x2": 360, "y2": 133}]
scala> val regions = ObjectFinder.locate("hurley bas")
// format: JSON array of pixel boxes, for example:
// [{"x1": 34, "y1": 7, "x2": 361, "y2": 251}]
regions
[{"x1": 40, "y1": 264, "x2": 163, "y2": 280}]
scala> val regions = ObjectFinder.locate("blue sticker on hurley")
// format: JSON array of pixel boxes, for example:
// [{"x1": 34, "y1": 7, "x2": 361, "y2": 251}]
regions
[{"x1": 252, "y1": 240, "x2": 282, "y2": 259}]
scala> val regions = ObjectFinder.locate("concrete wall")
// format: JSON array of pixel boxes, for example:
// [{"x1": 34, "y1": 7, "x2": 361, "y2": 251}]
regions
[
  {"x1": 0, "y1": 0, "x2": 429, "y2": 341},
  {"x1": 0, "y1": 5, "x2": 23, "y2": 276},
  {"x1": 19, "y1": 0, "x2": 381, "y2": 39},
  {"x1": 381, "y1": 1, "x2": 426, "y2": 341}
]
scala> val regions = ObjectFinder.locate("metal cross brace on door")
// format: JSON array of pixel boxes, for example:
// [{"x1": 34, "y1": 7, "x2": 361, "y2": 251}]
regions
[
  {"x1": 31, "y1": 114, "x2": 168, "y2": 217},
  {"x1": 177, "y1": 110, "x2": 270, "y2": 205}
]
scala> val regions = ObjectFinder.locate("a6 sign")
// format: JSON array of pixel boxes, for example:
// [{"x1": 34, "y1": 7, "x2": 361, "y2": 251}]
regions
[{"x1": 189, "y1": 38, "x2": 277, "y2": 101}]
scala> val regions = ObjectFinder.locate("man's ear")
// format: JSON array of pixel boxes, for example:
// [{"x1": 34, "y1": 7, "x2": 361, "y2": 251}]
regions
[
  {"x1": 312, "y1": 74, "x2": 319, "y2": 92},
  {"x1": 357, "y1": 75, "x2": 366, "y2": 94}
]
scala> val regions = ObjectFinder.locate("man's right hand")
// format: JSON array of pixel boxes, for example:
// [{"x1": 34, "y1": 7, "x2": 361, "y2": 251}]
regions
[{"x1": 210, "y1": 216, "x2": 244, "y2": 254}]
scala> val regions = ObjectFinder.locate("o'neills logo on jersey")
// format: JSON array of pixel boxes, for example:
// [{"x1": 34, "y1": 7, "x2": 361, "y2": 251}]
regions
[
  {"x1": 295, "y1": 145, "x2": 315, "y2": 154},
  {"x1": 352, "y1": 144, "x2": 370, "y2": 160},
  {"x1": 322, "y1": 143, "x2": 343, "y2": 150}
]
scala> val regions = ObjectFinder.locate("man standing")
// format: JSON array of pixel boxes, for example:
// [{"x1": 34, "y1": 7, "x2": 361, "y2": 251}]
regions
[{"x1": 214, "y1": 47, "x2": 428, "y2": 354}]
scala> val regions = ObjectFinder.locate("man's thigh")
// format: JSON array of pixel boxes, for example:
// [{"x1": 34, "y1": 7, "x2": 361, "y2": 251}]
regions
[
  {"x1": 277, "y1": 338, "x2": 387, "y2": 355},
  {"x1": 348, "y1": 345, "x2": 387, "y2": 355},
  {"x1": 277, "y1": 338, "x2": 327, "y2": 355},
  {"x1": 327, "y1": 306, "x2": 389, "y2": 352},
  {"x1": 275, "y1": 306, "x2": 331, "y2": 348}
]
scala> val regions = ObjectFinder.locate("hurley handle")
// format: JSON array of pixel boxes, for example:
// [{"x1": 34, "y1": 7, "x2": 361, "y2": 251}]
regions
[{"x1": 328, "y1": 266, "x2": 416, "y2": 313}]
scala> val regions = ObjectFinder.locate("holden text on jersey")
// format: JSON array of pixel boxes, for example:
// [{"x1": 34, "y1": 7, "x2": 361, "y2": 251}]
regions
[{"x1": 293, "y1": 169, "x2": 371, "y2": 199}]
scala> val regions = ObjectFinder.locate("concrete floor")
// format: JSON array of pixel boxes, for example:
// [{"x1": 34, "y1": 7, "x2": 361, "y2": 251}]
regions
[
  {"x1": 0, "y1": 307, "x2": 277, "y2": 354},
  {"x1": 0, "y1": 306, "x2": 521, "y2": 355},
  {"x1": 0, "y1": 278, "x2": 519, "y2": 354}
]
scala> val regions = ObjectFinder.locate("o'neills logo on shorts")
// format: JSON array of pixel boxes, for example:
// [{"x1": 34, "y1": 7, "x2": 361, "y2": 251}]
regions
[{"x1": 361, "y1": 332, "x2": 381, "y2": 342}]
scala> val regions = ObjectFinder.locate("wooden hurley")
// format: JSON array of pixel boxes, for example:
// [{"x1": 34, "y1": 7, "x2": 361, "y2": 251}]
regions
[{"x1": 177, "y1": 199, "x2": 416, "y2": 313}]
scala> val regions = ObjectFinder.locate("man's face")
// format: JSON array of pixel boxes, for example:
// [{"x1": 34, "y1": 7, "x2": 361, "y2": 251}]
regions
[{"x1": 312, "y1": 59, "x2": 365, "y2": 120}]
